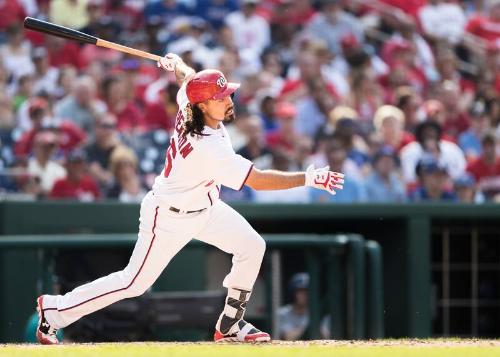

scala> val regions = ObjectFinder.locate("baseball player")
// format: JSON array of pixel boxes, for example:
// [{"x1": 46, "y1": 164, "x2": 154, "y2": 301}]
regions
[{"x1": 35, "y1": 53, "x2": 344, "y2": 344}]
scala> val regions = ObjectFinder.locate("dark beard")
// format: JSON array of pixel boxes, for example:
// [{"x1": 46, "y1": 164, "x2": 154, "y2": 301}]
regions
[{"x1": 223, "y1": 111, "x2": 236, "y2": 124}]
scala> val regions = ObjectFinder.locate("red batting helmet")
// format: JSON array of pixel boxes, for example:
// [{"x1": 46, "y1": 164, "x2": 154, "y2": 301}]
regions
[{"x1": 186, "y1": 69, "x2": 240, "y2": 104}]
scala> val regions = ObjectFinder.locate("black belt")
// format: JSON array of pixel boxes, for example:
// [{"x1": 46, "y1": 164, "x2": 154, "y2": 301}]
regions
[{"x1": 169, "y1": 206, "x2": 206, "y2": 214}]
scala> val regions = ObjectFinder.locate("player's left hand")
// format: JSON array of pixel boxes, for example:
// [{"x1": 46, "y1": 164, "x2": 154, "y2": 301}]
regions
[
  {"x1": 305, "y1": 164, "x2": 344, "y2": 195},
  {"x1": 157, "y1": 53, "x2": 180, "y2": 72}
]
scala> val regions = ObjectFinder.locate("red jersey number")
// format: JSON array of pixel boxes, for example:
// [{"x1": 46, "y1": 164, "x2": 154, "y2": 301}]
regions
[{"x1": 164, "y1": 138, "x2": 177, "y2": 178}]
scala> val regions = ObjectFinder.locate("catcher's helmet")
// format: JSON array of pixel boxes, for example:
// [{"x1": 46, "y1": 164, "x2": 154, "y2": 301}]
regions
[{"x1": 186, "y1": 69, "x2": 240, "y2": 104}]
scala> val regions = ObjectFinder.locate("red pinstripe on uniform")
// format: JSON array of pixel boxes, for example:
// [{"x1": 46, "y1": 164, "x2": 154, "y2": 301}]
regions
[{"x1": 43, "y1": 206, "x2": 160, "y2": 312}]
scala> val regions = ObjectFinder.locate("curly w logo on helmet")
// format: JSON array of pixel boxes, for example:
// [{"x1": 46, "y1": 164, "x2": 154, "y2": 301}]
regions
[{"x1": 216, "y1": 76, "x2": 227, "y2": 88}]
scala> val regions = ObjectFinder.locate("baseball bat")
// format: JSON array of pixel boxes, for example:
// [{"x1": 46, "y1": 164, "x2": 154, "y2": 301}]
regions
[{"x1": 23, "y1": 17, "x2": 161, "y2": 62}]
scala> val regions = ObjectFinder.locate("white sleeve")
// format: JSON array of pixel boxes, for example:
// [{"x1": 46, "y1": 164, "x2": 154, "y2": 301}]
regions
[
  {"x1": 204, "y1": 139, "x2": 253, "y2": 190},
  {"x1": 176, "y1": 82, "x2": 189, "y2": 108}
]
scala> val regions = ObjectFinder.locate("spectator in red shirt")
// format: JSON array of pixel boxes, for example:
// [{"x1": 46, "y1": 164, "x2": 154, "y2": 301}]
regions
[
  {"x1": 465, "y1": 0, "x2": 500, "y2": 44},
  {"x1": 266, "y1": 101, "x2": 297, "y2": 154},
  {"x1": 50, "y1": 149, "x2": 100, "y2": 201},
  {"x1": 436, "y1": 80, "x2": 470, "y2": 138},
  {"x1": 466, "y1": 131, "x2": 500, "y2": 200},
  {"x1": 45, "y1": 36, "x2": 86, "y2": 70},
  {"x1": 144, "y1": 82, "x2": 179, "y2": 131},
  {"x1": 101, "y1": 74, "x2": 144, "y2": 134}
]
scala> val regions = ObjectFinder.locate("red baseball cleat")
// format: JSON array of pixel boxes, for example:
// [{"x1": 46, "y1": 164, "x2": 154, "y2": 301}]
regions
[
  {"x1": 214, "y1": 320, "x2": 270, "y2": 342},
  {"x1": 36, "y1": 296, "x2": 59, "y2": 345}
]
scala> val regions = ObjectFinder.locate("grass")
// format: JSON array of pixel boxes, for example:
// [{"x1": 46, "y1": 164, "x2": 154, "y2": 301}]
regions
[{"x1": 1, "y1": 340, "x2": 499, "y2": 357}]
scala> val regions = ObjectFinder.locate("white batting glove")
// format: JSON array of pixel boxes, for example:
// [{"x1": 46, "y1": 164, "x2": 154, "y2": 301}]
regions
[
  {"x1": 157, "y1": 53, "x2": 180, "y2": 72},
  {"x1": 305, "y1": 164, "x2": 345, "y2": 195}
]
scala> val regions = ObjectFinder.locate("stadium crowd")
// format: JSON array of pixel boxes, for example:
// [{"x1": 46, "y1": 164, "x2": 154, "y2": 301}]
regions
[{"x1": 0, "y1": 0, "x2": 499, "y2": 203}]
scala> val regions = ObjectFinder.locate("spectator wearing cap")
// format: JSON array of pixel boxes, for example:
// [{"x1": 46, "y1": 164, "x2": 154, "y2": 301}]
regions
[
  {"x1": 15, "y1": 97, "x2": 88, "y2": 158},
  {"x1": 49, "y1": 0, "x2": 89, "y2": 30},
  {"x1": 266, "y1": 101, "x2": 298, "y2": 154},
  {"x1": 32, "y1": 47, "x2": 60, "y2": 97},
  {"x1": 372, "y1": 105, "x2": 415, "y2": 153},
  {"x1": 27, "y1": 131, "x2": 66, "y2": 195},
  {"x1": 225, "y1": 0, "x2": 271, "y2": 61},
  {"x1": 49, "y1": 149, "x2": 100, "y2": 201},
  {"x1": 310, "y1": 134, "x2": 366, "y2": 203},
  {"x1": 459, "y1": 102, "x2": 491, "y2": 161},
  {"x1": 466, "y1": 131, "x2": 500, "y2": 200},
  {"x1": 277, "y1": 272, "x2": 330, "y2": 340},
  {"x1": 303, "y1": 0, "x2": 364, "y2": 56},
  {"x1": 85, "y1": 114, "x2": 122, "y2": 190},
  {"x1": 54, "y1": 75, "x2": 107, "y2": 133},
  {"x1": 409, "y1": 156, "x2": 456, "y2": 201},
  {"x1": 454, "y1": 173, "x2": 484, "y2": 204},
  {"x1": 365, "y1": 146, "x2": 406, "y2": 202},
  {"x1": 400, "y1": 120, "x2": 466, "y2": 184},
  {"x1": 0, "y1": 0, "x2": 26, "y2": 32},
  {"x1": 106, "y1": 145, "x2": 147, "y2": 203}
]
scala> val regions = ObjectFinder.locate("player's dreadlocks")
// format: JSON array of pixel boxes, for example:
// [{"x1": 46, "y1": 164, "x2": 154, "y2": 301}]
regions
[{"x1": 183, "y1": 103, "x2": 207, "y2": 138}]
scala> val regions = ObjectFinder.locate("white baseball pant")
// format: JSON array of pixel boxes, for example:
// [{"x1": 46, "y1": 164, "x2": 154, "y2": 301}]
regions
[{"x1": 42, "y1": 191, "x2": 266, "y2": 329}]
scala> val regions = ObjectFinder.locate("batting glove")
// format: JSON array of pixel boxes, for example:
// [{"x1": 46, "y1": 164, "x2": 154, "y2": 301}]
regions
[
  {"x1": 157, "y1": 53, "x2": 181, "y2": 72},
  {"x1": 305, "y1": 164, "x2": 345, "y2": 195}
]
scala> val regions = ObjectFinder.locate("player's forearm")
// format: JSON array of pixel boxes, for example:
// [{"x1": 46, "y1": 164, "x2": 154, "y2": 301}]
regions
[
  {"x1": 174, "y1": 59, "x2": 196, "y2": 85},
  {"x1": 245, "y1": 168, "x2": 305, "y2": 191}
]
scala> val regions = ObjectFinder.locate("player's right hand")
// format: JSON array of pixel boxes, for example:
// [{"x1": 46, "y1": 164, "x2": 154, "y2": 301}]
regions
[
  {"x1": 157, "y1": 53, "x2": 180, "y2": 72},
  {"x1": 305, "y1": 164, "x2": 344, "y2": 195}
]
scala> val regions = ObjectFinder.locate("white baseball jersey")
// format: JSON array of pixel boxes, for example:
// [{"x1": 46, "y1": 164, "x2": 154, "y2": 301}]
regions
[{"x1": 152, "y1": 82, "x2": 253, "y2": 211}]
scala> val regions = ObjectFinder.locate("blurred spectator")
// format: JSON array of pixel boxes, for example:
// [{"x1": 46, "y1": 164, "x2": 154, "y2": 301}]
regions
[
  {"x1": 101, "y1": 74, "x2": 144, "y2": 133},
  {"x1": 293, "y1": 135, "x2": 314, "y2": 171},
  {"x1": 0, "y1": 0, "x2": 26, "y2": 32},
  {"x1": 372, "y1": 105, "x2": 414, "y2": 152},
  {"x1": 225, "y1": 0, "x2": 271, "y2": 61},
  {"x1": 15, "y1": 97, "x2": 87, "y2": 158},
  {"x1": 53, "y1": 65, "x2": 78, "y2": 100},
  {"x1": 310, "y1": 134, "x2": 366, "y2": 203},
  {"x1": 394, "y1": 86, "x2": 422, "y2": 133},
  {"x1": 466, "y1": 131, "x2": 500, "y2": 200},
  {"x1": 409, "y1": 155, "x2": 456, "y2": 201},
  {"x1": 316, "y1": 105, "x2": 358, "y2": 143},
  {"x1": 31, "y1": 47, "x2": 60, "y2": 97},
  {"x1": 454, "y1": 172, "x2": 484, "y2": 203},
  {"x1": 303, "y1": 0, "x2": 364, "y2": 55},
  {"x1": 295, "y1": 78, "x2": 336, "y2": 138},
  {"x1": 144, "y1": 82, "x2": 179, "y2": 132},
  {"x1": 85, "y1": 114, "x2": 121, "y2": 190},
  {"x1": 107, "y1": 145, "x2": 147, "y2": 202},
  {"x1": 346, "y1": 70, "x2": 383, "y2": 129},
  {"x1": 0, "y1": 24, "x2": 34, "y2": 82},
  {"x1": 50, "y1": 149, "x2": 100, "y2": 201},
  {"x1": 401, "y1": 120, "x2": 466, "y2": 184},
  {"x1": 144, "y1": 0, "x2": 191, "y2": 25},
  {"x1": 0, "y1": 157, "x2": 42, "y2": 199},
  {"x1": 12, "y1": 74, "x2": 34, "y2": 112},
  {"x1": 27, "y1": 131, "x2": 66, "y2": 195},
  {"x1": 236, "y1": 114, "x2": 272, "y2": 168},
  {"x1": 54, "y1": 75, "x2": 106, "y2": 133},
  {"x1": 435, "y1": 80, "x2": 470, "y2": 138},
  {"x1": 365, "y1": 146, "x2": 406, "y2": 202},
  {"x1": 464, "y1": 0, "x2": 500, "y2": 49},
  {"x1": 49, "y1": 0, "x2": 90, "y2": 30},
  {"x1": 193, "y1": 0, "x2": 240, "y2": 31},
  {"x1": 277, "y1": 272, "x2": 330, "y2": 340},
  {"x1": 418, "y1": 0, "x2": 467, "y2": 45},
  {"x1": 255, "y1": 91, "x2": 278, "y2": 133},
  {"x1": 459, "y1": 101, "x2": 491, "y2": 161},
  {"x1": 266, "y1": 101, "x2": 298, "y2": 154},
  {"x1": 45, "y1": 35, "x2": 86, "y2": 70}
]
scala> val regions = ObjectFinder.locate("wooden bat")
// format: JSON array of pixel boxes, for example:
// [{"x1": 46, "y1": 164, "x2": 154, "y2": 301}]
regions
[{"x1": 23, "y1": 17, "x2": 161, "y2": 62}]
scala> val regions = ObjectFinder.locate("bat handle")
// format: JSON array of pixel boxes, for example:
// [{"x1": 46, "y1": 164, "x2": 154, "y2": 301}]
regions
[{"x1": 96, "y1": 39, "x2": 162, "y2": 62}]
